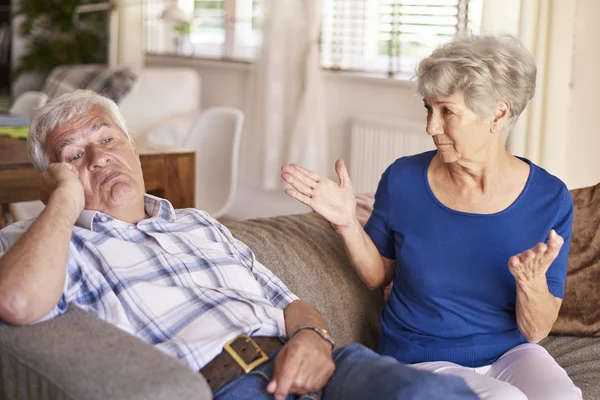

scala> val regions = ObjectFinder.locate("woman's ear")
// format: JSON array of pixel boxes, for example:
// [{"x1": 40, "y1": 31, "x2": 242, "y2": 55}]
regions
[{"x1": 490, "y1": 102, "x2": 510, "y2": 133}]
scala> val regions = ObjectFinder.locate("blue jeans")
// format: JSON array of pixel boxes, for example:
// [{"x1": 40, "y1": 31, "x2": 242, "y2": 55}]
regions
[{"x1": 213, "y1": 343, "x2": 480, "y2": 400}]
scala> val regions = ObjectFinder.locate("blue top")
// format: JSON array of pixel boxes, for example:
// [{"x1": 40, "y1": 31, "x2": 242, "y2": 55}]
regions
[{"x1": 364, "y1": 151, "x2": 574, "y2": 368}]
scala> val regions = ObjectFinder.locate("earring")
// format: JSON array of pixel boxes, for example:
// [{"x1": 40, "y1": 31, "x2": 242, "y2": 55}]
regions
[{"x1": 490, "y1": 123, "x2": 496, "y2": 133}]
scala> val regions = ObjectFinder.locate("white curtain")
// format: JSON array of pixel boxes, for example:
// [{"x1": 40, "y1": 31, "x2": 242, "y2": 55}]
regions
[
  {"x1": 108, "y1": 1, "x2": 145, "y2": 68},
  {"x1": 506, "y1": 0, "x2": 577, "y2": 181},
  {"x1": 243, "y1": 0, "x2": 328, "y2": 190}
]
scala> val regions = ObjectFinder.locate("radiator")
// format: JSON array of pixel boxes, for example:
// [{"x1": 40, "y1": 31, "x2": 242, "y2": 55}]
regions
[{"x1": 350, "y1": 115, "x2": 435, "y2": 193}]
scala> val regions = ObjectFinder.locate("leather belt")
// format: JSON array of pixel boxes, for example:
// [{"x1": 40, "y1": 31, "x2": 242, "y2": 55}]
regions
[{"x1": 200, "y1": 334, "x2": 284, "y2": 394}]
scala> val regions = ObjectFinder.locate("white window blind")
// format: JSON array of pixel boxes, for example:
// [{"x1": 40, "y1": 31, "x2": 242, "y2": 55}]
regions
[
  {"x1": 145, "y1": 0, "x2": 482, "y2": 77},
  {"x1": 322, "y1": 0, "x2": 482, "y2": 77},
  {"x1": 145, "y1": 0, "x2": 261, "y2": 60}
]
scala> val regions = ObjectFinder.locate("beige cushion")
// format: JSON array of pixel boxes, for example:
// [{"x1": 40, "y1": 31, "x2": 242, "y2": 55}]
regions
[
  {"x1": 551, "y1": 183, "x2": 600, "y2": 336},
  {"x1": 225, "y1": 212, "x2": 384, "y2": 349}
]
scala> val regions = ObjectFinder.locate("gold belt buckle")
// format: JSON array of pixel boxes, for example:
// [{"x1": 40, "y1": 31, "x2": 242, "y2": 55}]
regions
[{"x1": 223, "y1": 334, "x2": 269, "y2": 373}]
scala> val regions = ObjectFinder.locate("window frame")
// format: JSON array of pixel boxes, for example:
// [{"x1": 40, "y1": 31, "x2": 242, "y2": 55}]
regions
[{"x1": 144, "y1": 0, "x2": 480, "y2": 81}]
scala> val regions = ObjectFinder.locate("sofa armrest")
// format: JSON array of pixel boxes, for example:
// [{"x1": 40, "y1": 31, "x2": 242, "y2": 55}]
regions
[{"x1": 0, "y1": 305, "x2": 211, "y2": 400}]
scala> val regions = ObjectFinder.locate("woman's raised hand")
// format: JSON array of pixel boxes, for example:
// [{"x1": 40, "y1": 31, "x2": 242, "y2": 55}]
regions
[
  {"x1": 281, "y1": 160, "x2": 357, "y2": 228},
  {"x1": 508, "y1": 229, "x2": 565, "y2": 284}
]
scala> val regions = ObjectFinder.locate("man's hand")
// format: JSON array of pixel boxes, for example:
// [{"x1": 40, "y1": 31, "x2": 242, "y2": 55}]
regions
[
  {"x1": 40, "y1": 162, "x2": 85, "y2": 219},
  {"x1": 266, "y1": 330, "x2": 335, "y2": 400}
]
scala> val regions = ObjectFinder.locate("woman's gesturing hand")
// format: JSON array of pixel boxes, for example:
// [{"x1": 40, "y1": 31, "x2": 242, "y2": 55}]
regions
[
  {"x1": 281, "y1": 160, "x2": 357, "y2": 228},
  {"x1": 508, "y1": 229, "x2": 565, "y2": 285}
]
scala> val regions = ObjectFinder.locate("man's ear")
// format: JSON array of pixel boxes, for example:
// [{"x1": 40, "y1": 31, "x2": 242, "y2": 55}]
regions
[{"x1": 131, "y1": 139, "x2": 139, "y2": 156}]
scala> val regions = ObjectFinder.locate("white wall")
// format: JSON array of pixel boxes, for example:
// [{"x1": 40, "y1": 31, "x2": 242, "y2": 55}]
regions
[
  {"x1": 566, "y1": 0, "x2": 600, "y2": 189},
  {"x1": 148, "y1": 0, "x2": 600, "y2": 192},
  {"x1": 146, "y1": 55, "x2": 425, "y2": 183}
]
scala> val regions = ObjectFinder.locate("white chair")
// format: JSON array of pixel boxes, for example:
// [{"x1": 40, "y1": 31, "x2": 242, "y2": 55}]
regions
[
  {"x1": 182, "y1": 107, "x2": 244, "y2": 219},
  {"x1": 9, "y1": 91, "x2": 48, "y2": 118}
]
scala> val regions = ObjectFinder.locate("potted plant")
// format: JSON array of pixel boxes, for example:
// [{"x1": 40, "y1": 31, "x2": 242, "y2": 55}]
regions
[{"x1": 15, "y1": 0, "x2": 108, "y2": 77}]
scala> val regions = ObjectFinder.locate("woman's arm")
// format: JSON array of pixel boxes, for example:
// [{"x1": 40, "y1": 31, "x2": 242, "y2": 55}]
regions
[
  {"x1": 281, "y1": 160, "x2": 394, "y2": 290},
  {"x1": 335, "y1": 218, "x2": 395, "y2": 290},
  {"x1": 509, "y1": 230, "x2": 565, "y2": 343},
  {"x1": 514, "y1": 278, "x2": 562, "y2": 343}
]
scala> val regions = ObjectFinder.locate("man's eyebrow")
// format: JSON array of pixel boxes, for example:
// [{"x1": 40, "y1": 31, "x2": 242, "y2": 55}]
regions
[
  {"x1": 56, "y1": 140, "x2": 73, "y2": 159},
  {"x1": 92, "y1": 120, "x2": 110, "y2": 131}
]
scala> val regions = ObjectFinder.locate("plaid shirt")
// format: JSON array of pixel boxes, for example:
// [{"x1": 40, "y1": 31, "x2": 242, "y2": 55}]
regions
[{"x1": 0, "y1": 195, "x2": 298, "y2": 371}]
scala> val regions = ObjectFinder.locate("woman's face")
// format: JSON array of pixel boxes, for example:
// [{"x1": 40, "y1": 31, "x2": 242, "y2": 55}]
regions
[{"x1": 423, "y1": 91, "x2": 494, "y2": 164}]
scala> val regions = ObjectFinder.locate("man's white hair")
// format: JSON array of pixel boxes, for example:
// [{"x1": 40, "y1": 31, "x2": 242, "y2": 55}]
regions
[{"x1": 28, "y1": 89, "x2": 130, "y2": 171}]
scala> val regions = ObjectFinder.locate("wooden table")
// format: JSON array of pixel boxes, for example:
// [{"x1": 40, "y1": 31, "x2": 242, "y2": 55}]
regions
[{"x1": 0, "y1": 136, "x2": 195, "y2": 223}]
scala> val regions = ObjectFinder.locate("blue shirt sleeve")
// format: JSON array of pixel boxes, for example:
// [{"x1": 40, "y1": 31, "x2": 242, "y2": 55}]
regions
[
  {"x1": 546, "y1": 187, "x2": 574, "y2": 299},
  {"x1": 364, "y1": 165, "x2": 395, "y2": 259}
]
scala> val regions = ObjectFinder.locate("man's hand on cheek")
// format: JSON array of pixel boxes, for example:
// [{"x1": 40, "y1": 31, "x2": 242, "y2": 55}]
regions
[
  {"x1": 40, "y1": 162, "x2": 86, "y2": 218},
  {"x1": 266, "y1": 330, "x2": 335, "y2": 400}
]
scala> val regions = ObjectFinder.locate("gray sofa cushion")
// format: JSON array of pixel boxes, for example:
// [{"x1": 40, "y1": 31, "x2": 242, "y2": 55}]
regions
[
  {"x1": 541, "y1": 336, "x2": 600, "y2": 400},
  {"x1": 226, "y1": 212, "x2": 384, "y2": 350},
  {"x1": 0, "y1": 305, "x2": 211, "y2": 400}
]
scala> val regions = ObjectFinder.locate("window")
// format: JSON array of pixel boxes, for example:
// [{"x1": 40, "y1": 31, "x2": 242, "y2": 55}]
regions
[
  {"x1": 144, "y1": 0, "x2": 262, "y2": 61},
  {"x1": 321, "y1": 0, "x2": 483, "y2": 77},
  {"x1": 145, "y1": 0, "x2": 482, "y2": 77}
]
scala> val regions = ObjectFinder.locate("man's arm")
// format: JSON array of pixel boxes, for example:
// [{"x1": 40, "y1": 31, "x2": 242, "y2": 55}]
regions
[
  {"x1": 267, "y1": 300, "x2": 336, "y2": 400},
  {"x1": 0, "y1": 163, "x2": 84, "y2": 325}
]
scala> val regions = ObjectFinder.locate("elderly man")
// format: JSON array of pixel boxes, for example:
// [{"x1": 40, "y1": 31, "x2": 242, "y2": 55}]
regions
[{"x1": 0, "y1": 90, "x2": 479, "y2": 400}]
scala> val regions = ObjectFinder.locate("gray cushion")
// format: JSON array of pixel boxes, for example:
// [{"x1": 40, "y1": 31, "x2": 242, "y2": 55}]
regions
[
  {"x1": 541, "y1": 336, "x2": 600, "y2": 400},
  {"x1": 226, "y1": 212, "x2": 384, "y2": 349},
  {"x1": 0, "y1": 305, "x2": 211, "y2": 400}
]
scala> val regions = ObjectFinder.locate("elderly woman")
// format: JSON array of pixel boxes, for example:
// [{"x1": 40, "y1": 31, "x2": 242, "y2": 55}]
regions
[{"x1": 281, "y1": 34, "x2": 582, "y2": 400}]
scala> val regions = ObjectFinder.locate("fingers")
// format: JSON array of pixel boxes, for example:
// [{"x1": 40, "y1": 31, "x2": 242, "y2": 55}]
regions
[
  {"x1": 284, "y1": 188, "x2": 312, "y2": 207},
  {"x1": 509, "y1": 230, "x2": 565, "y2": 275},
  {"x1": 270, "y1": 351, "x2": 303, "y2": 400},
  {"x1": 335, "y1": 159, "x2": 351, "y2": 187},
  {"x1": 302, "y1": 359, "x2": 335, "y2": 394},
  {"x1": 542, "y1": 229, "x2": 564, "y2": 264},
  {"x1": 547, "y1": 229, "x2": 564, "y2": 251},
  {"x1": 266, "y1": 380, "x2": 277, "y2": 394},
  {"x1": 284, "y1": 163, "x2": 322, "y2": 183},
  {"x1": 281, "y1": 171, "x2": 314, "y2": 198},
  {"x1": 508, "y1": 255, "x2": 520, "y2": 270}
]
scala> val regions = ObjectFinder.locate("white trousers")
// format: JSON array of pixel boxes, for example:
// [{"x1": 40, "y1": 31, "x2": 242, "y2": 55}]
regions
[{"x1": 410, "y1": 343, "x2": 582, "y2": 400}]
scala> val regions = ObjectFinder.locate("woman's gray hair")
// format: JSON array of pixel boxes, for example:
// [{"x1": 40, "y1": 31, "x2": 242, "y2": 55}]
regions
[
  {"x1": 28, "y1": 89, "x2": 130, "y2": 171},
  {"x1": 416, "y1": 33, "x2": 536, "y2": 132}
]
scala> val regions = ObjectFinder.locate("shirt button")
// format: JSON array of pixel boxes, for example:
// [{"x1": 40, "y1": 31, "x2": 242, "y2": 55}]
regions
[{"x1": 100, "y1": 216, "x2": 108, "y2": 222}]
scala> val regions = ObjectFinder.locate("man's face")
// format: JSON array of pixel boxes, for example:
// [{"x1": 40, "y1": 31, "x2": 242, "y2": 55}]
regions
[{"x1": 44, "y1": 106, "x2": 145, "y2": 213}]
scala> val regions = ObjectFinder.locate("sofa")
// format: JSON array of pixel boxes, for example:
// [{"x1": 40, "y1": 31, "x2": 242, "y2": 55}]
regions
[{"x1": 1, "y1": 185, "x2": 599, "y2": 399}]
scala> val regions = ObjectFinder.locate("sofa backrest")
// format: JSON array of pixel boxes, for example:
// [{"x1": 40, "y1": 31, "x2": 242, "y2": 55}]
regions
[
  {"x1": 552, "y1": 183, "x2": 600, "y2": 336},
  {"x1": 225, "y1": 213, "x2": 384, "y2": 349}
]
